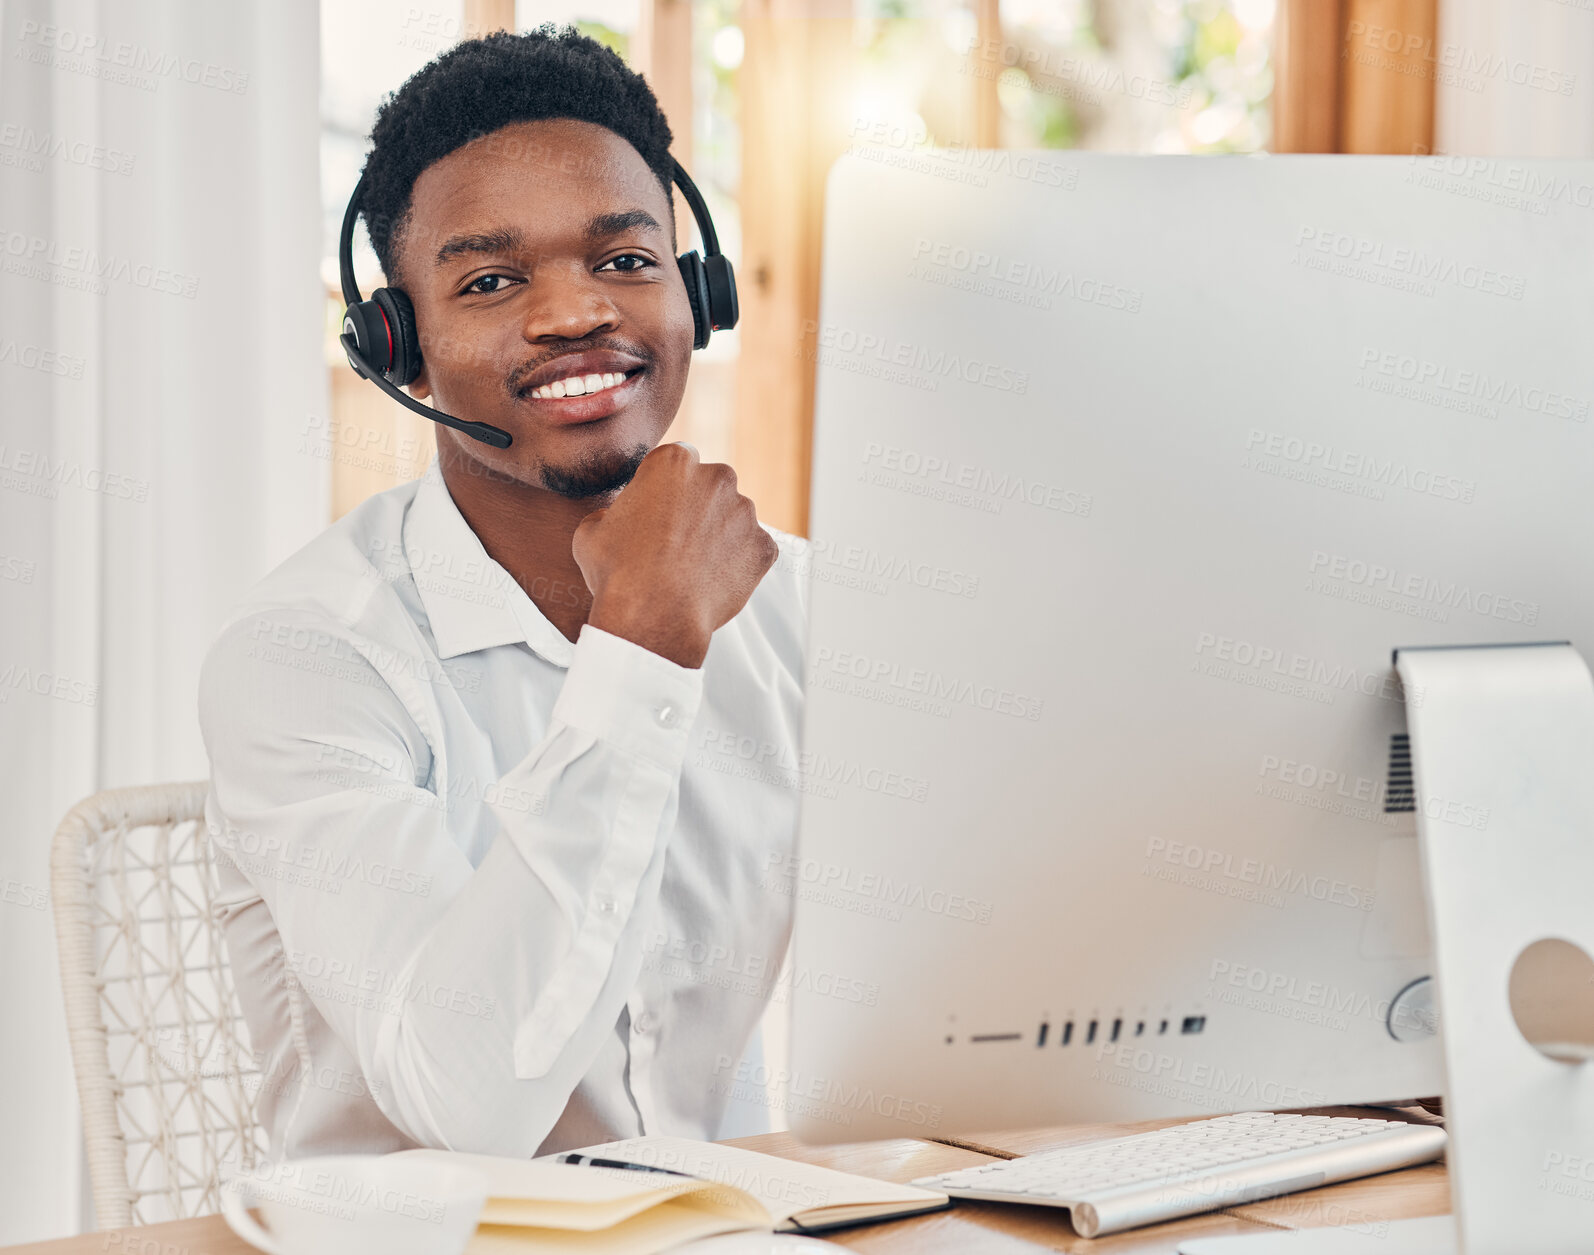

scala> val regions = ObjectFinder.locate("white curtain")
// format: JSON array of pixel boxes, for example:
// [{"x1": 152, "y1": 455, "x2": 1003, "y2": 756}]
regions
[
  {"x1": 0, "y1": 0, "x2": 326, "y2": 1241},
  {"x1": 1437, "y1": 1, "x2": 1594, "y2": 154}
]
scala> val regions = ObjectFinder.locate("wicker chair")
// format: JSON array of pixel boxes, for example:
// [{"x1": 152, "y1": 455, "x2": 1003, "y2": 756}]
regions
[{"x1": 50, "y1": 781, "x2": 269, "y2": 1228}]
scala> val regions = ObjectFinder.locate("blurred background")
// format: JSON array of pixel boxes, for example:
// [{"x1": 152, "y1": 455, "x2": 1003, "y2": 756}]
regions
[
  {"x1": 318, "y1": 0, "x2": 1585, "y2": 536},
  {"x1": 4, "y1": 0, "x2": 1593, "y2": 1242}
]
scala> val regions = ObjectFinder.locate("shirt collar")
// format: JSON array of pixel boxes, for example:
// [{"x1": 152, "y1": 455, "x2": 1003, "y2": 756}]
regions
[{"x1": 401, "y1": 458, "x2": 576, "y2": 667}]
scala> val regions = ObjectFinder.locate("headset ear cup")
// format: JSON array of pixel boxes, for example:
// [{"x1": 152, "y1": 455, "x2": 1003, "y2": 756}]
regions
[
  {"x1": 341, "y1": 300, "x2": 393, "y2": 377},
  {"x1": 372, "y1": 287, "x2": 422, "y2": 385},
  {"x1": 703, "y1": 254, "x2": 738, "y2": 332},
  {"x1": 677, "y1": 251, "x2": 712, "y2": 350}
]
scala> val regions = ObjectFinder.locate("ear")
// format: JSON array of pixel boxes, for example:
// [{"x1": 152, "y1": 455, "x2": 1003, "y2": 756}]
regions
[{"x1": 408, "y1": 361, "x2": 431, "y2": 401}]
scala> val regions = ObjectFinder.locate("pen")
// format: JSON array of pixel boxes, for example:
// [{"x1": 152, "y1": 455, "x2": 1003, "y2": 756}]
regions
[{"x1": 555, "y1": 1153, "x2": 697, "y2": 1178}]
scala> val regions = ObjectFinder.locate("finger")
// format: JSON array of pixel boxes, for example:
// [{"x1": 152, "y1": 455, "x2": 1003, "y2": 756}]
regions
[{"x1": 673, "y1": 440, "x2": 700, "y2": 462}]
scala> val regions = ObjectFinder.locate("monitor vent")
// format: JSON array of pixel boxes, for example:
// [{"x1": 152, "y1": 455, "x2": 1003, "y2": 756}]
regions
[{"x1": 1384, "y1": 733, "x2": 1415, "y2": 813}]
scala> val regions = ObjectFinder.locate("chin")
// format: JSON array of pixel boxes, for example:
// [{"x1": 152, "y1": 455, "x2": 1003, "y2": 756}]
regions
[{"x1": 538, "y1": 437, "x2": 652, "y2": 499}]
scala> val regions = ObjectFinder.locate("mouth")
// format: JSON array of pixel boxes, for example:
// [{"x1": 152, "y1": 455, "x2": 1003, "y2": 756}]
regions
[{"x1": 517, "y1": 367, "x2": 647, "y2": 425}]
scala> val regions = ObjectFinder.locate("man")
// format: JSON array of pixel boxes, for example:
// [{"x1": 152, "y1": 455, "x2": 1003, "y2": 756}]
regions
[{"x1": 198, "y1": 27, "x2": 804, "y2": 1161}]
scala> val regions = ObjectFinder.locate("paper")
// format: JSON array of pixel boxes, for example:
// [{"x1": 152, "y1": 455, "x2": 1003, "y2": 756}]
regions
[
  {"x1": 389, "y1": 1147, "x2": 772, "y2": 1246},
  {"x1": 560, "y1": 1136, "x2": 947, "y2": 1225},
  {"x1": 462, "y1": 1196, "x2": 755, "y2": 1255}
]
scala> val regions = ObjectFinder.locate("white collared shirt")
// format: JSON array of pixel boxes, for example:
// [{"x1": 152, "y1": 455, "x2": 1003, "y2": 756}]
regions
[{"x1": 197, "y1": 457, "x2": 807, "y2": 1160}]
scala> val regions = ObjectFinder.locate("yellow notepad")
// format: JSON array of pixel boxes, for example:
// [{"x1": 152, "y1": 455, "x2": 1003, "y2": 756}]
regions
[{"x1": 391, "y1": 1137, "x2": 949, "y2": 1253}]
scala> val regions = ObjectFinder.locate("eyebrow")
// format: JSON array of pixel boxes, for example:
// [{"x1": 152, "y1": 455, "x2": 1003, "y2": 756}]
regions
[
  {"x1": 585, "y1": 209, "x2": 664, "y2": 241},
  {"x1": 434, "y1": 226, "x2": 523, "y2": 267},
  {"x1": 433, "y1": 210, "x2": 665, "y2": 268}
]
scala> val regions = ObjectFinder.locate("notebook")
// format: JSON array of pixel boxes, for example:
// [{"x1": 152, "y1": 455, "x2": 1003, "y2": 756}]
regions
[{"x1": 392, "y1": 1135, "x2": 950, "y2": 1253}]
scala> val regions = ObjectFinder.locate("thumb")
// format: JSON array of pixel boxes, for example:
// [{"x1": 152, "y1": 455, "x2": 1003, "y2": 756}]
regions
[{"x1": 571, "y1": 505, "x2": 607, "y2": 554}]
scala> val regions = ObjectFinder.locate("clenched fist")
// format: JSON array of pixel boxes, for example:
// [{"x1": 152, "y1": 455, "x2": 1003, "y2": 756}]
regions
[{"x1": 572, "y1": 442, "x2": 779, "y2": 668}]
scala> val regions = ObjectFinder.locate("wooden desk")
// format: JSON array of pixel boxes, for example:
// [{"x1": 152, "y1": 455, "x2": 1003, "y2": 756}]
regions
[{"x1": 0, "y1": 1117, "x2": 1450, "y2": 1255}]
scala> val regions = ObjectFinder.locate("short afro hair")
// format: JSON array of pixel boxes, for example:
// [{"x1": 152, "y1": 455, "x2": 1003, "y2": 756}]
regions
[{"x1": 360, "y1": 25, "x2": 676, "y2": 287}]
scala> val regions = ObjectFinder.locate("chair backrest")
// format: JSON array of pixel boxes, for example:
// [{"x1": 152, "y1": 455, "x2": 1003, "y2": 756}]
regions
[{"x1": 50, "y1": 781, "x2": 269, "y2": 1228}]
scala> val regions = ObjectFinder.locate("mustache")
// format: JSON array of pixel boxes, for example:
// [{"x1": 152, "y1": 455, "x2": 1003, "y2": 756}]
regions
[{"x1": 505, "y1": 342, "x2": 651, "y2": 396}]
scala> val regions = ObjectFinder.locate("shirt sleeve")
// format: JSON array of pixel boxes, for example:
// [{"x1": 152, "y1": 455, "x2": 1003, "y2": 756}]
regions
[{"x1": 198, "y1": 611, "x2": 702, "y2": 1156}]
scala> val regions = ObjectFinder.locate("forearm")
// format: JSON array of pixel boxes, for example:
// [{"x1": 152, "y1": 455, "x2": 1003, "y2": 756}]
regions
[{"x1": 364, "y1": 805, "x2": 675, "y2": 1153}]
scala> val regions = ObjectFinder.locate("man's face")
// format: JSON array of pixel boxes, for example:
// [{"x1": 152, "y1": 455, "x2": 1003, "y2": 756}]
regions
[{"x1": 397, "y1": 118, "x2": 694, "y2": 498}]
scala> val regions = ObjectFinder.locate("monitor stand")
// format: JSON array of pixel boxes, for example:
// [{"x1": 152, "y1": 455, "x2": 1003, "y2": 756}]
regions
[{"x1": 1181, "y1": 642, "x2": 1594, "y2": 1255}]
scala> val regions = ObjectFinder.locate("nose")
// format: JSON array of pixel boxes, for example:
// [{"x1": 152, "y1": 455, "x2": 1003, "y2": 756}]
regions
[{"x1": 521, "y1": 259, "x2": 621, "y2": 341}]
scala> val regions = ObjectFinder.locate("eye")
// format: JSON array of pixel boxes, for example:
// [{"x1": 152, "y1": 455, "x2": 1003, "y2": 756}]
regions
[
  {"x1": 598, "y1": 253, "x2": 656, "y2": 274},
  {"x1": 464, "y1": 274, "x2": 519, "y2": 295}
]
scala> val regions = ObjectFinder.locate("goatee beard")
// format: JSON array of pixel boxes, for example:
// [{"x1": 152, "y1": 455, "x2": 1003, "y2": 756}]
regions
[{"x1": 538, "y1": 441, "x2": 651, "y2": 499}]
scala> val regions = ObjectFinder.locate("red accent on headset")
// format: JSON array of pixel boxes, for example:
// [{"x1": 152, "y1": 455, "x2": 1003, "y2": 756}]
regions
[{"x1": 377, "y1": 306, "x2": 393, "y2": 369}]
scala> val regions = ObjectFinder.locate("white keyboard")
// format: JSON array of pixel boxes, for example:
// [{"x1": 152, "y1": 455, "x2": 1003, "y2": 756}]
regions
[{"x1": 912, "y1": 1111, "x2": 1446, "y2": 1238}]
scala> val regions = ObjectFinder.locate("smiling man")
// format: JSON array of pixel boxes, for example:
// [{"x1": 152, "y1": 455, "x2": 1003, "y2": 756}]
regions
[{"x1": 197, "y1": 28, "x2": 805, "y2": 1160}]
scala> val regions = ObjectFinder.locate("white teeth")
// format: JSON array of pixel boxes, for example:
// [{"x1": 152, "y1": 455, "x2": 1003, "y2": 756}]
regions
[{"x1": 531, "y1": 369, "x2": 633, "y2": 400}]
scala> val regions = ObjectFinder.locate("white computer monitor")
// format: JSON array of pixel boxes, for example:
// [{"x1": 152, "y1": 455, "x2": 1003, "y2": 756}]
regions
[{"x1": 782, "y1": 149, "x2": 1594, "y2": 1144}]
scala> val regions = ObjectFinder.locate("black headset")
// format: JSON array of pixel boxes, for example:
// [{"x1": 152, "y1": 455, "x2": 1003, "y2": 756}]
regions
[{"x1": 337, "y1": 156, "x2": 738, "y2": 449}]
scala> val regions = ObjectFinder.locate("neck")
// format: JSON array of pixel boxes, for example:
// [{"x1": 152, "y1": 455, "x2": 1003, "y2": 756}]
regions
[{"x1": 438, "y1": 445, "x2": 607, "y2": 644}]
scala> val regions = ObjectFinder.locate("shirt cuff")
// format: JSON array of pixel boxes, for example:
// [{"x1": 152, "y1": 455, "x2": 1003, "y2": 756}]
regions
[{"x1": 550, "y1": 624, "x2": 705, "y2": 770}]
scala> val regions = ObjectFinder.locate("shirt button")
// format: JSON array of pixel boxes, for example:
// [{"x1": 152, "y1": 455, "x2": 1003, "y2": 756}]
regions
[
  {"x1": 656, "y1": 704, "x2": 677, "y2": 728},
  {"x1": 633, "y1": 1012, "x2": 654, "y2": 1035},
  {"x1": 595, "y1": 894, "x2": 617, "y2": 915}
]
